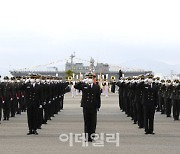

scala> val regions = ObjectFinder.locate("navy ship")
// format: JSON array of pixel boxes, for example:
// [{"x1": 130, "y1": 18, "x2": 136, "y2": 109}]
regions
[{"x1": 10, "y1": 53, "x2": 152, "y2": 80}]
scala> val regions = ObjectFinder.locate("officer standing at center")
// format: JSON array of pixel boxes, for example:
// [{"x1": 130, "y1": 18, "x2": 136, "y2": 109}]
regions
[{"x1": 74, "y1": 72, "x2": 101, "y2": 142}]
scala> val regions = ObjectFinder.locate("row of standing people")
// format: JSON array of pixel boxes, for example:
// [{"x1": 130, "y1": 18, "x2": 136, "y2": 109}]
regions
[
  {"x1": 114, "y1": 75, "x2": 180, "y2": 134},
  {"x1": 0, "y1": 76, "x2": 26, "y2": 122},
  {"x1": 0, "y1": 76, "x2": 70, "y2": 135}
]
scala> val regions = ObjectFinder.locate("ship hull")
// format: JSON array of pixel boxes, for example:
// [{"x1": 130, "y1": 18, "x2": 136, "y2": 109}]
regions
[{"x1": 10, "y1": 70, "x2": 152, "y2": 80}]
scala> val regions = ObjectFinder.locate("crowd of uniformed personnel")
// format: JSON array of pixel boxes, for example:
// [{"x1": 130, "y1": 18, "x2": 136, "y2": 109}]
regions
[
  {"x1": 1, "y1": 72, "x2": 179, "y2": 136},
  {"x1": 0, "y1": 75, "x2": 70, "y2": 135},
  {"x1": 112, "y1": 74, "x2": 180, "y2": 134}
]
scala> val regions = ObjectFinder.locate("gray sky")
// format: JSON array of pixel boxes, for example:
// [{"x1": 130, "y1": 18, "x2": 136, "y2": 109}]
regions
[{"x1": 0, "y1": 0, "x2": 180, "y2": 76}]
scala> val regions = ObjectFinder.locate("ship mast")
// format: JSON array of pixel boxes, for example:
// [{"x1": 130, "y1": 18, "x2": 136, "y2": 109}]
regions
[
  {"x1": 70, "y1": 52, "x2": 75, "y2": 70},
  {"x1": 90, "y1": 57, "x2": 95, "y2": 72}
]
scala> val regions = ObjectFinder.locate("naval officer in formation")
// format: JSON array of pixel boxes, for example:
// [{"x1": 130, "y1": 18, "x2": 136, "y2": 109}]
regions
[
  {"x1": 0, "y1": 74, "x2": 70, "y2": 135},
  {"x1": 22, "y1": 75, "x2": 70, "y2": 135},
  {"x1": 74, "y1": 72, "x2": 101, "y2": 142},
  {"x1": 0, "y1": 71, "x2": 179, "y2": 137},
  {"x1": 116, "y1": 73, "x2": 180, "y2": 135}
]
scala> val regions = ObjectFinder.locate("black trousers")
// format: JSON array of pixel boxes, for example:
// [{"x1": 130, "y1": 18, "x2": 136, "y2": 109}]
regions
[
  {"x1": 132, "y1": 101, "x2": 137, "y2": 123},
  {"x1": 173, "y1": 100, "x2": 180, "y2": 120},
  {"x1": 137, "y1": 103, "x2": 144, "y2": 128},
  {"x1": 160, "y1": 97, "x2": 165, "y2": 114},
  {"x1": 119, "y1": 93, "x2": 123, "y2": 110},
  {"x1": 43, "y1": 104, "x2": 49, "y2": 123},
  {"x1": 0, "y1": 102, "x2": 2, "y2": 121},
  {"x1": 3, "y1": 101, "x2": 10, "y2": 120},
  {"x1": 16, "y1": 98, "x2": 22, "y2": 114},
  {"x1": 60, "y1": 96, "x2": 64, "y2": 110},
  {"x1": 37, "y1": 108, "x2": 43, "y2": 128},
  {"x1": 83, "y1": 108, "x2": 97, "y2": 140},
  {"x1": 165, "y1": 98, "x2": 172, "y2": 117},
  {"x1": 120, "y1": 94, "x2": 124, "y2": 111},
  {"x1": 143, "y1": 105, "x2": 155, "y2": 133},
  {"x1": 27, "y1": 106, "x2": 38, "y2": 131},
  {"x1": 10, "y1": 99, "x2": 16, "y2": 117}
]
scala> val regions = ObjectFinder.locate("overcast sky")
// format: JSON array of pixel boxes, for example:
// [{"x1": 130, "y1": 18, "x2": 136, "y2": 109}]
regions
[{"x1": 0, "y1": 0, "x2": 180, "y2": 76}]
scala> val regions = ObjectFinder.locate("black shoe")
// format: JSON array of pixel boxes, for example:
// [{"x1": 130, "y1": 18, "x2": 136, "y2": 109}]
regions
[
  {"x1": 33, "y1": 130, "x2": 38, "y2": 135},
  {"x1": 27, "y1": 131, "x2": 33, "y2": 135},
  {"x1": 145, "y1": 132, "x2": 149, "y2": 135},
  {"x1": 87, "y1": 138, "x2": 93, "y2": 142},
  {"x1": 149, "y1": 132, "x2": 155, "y2": 135}
]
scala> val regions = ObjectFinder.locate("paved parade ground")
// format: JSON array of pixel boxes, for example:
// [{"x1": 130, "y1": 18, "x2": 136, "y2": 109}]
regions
[{"x1": 0, "y1": 93, "x2": 180, "y2": 154}]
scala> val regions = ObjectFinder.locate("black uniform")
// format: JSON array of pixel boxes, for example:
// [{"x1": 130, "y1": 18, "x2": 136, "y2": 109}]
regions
[
  {"x1": 23, "y1": 82, "x2": 40, "y2": 135},
  {"x1": 159, "y1": 84, "x2": 166, "y2": 114},
  {"x1": 0, "y1": 82, "x2": 4, "y2": 122},
  {"x1": 10, "y1": 82, "x2": 16, "y2": 117},
  {"x1": 116, "y1": 81, "x2": 125, "y2": 111},
  {"x1": 142, "y1": 83, "x2": 157, "y2": 134},
  {"x1": 164, "y1": 85, "x2": 173, "y2": 117},
  {"x1": 3, "y1": 82, "x2": 12, "y2": 120},
  {"x1": 111, "y1": 82, "x2": 116, "y2": 93},
  {"x1": 172, "y1": 84, "x2": 180, "y2": 120},
  {"x1": 74, "y1": 82, "x2": 101, "y2": 141},
  {"x1": 135, "y1": 81, "x2": 145, "y2": 128}
]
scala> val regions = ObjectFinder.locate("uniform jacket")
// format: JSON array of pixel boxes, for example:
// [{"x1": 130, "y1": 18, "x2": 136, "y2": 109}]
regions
[
  {"x1": 74, "y1": 82, "x2": 101, "y2": 109},
  {"x1": 142, "y1": 83, "x2": 157, "y2": 107},
  {"x1": 2, "y1": 82, "x2": 12, "y2": 102},
  {"x1": 22, "y1": 83, "x2": 41, "y2": 108}
]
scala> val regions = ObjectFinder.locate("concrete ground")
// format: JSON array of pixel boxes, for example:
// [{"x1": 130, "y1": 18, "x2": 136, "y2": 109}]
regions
[{"x1": 0, "y1": 93, "x2": 180, "y2": 154}]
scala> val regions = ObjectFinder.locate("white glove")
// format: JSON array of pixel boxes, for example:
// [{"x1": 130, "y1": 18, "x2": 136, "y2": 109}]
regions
[
  {"x1": 25, "y1": 80, "x2": 30, "y2": 83},
  {"x1": 39, "y1": 105, "x2": 42, "y2": 108},
  {"x1": 82, "y1": 79, "x2": 88, "y2": 83}
]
